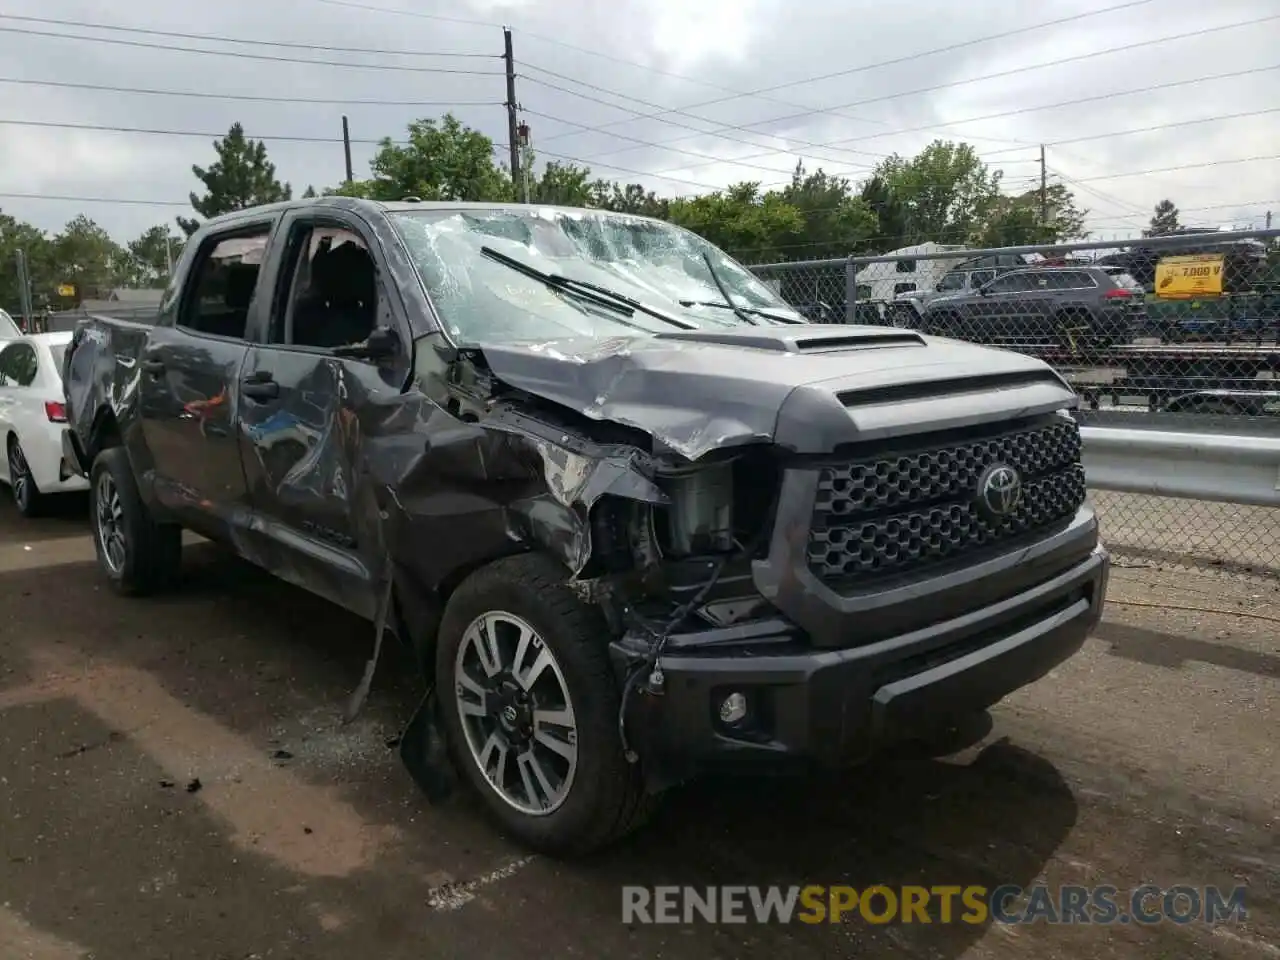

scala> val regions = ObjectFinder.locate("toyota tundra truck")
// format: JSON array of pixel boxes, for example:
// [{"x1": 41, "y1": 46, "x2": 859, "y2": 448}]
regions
[{"x1": 60, "y1": 198, "x2": 1109, "y2": 855}]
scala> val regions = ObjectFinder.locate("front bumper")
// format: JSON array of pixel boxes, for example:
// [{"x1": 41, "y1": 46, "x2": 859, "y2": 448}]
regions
[{"x1": 613, "y1": 542, "x2": 1108, "y2": 784}]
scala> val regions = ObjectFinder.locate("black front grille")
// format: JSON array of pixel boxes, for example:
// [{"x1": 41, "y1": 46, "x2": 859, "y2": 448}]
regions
[{"x1": 807, "y1": 417, "x2": 1086, "y2": 582}]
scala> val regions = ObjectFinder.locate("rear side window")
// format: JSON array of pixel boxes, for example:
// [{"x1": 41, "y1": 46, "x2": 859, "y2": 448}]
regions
[
  {"x1": 0, "y1": 342, "x2": 37, "y2": 387},
  {"x1": 48, "y1": 344, "x2": 67, "y2": 376},
  {"x1": 178, "y1": 228, "x2": 271, "y2": 340}
]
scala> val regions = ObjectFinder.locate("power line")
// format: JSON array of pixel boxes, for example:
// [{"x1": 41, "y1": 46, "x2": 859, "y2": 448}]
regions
[
  {"x1": 553, "y1": 14, "x2": 1279, "y2": 177},
  {"x1": 628, "y1": 18, "x2": 1280, "y2": 176},
  {"x1": 520, "y1": 72, "x2": 880, "y2": 172},
  {"x1": 0, "y1": 192, "x2": 189, "y2": 207},
  {"x1": 0, "y1": 13, "x2": 498, "y2": 57},
  {"x1": 0, "y1": 117, "x2": 400, "y2": 144},
  {"x1": 1067, "y1": 155, "x2": 1280, "y2": 184},
  {"x1": 1036, "y1": 106, "x2": 1280, "y2": 150},
  {"x1": 0, "y1": 75, "x2": 498, "y2": 107},
  {"x1": 533, "y1": 0, "x2": 1160, "y2": 148},
  {"x1": 526, "y1": 61, "x2": 1278, "y2": 183},
  {"x1": 0, "y1": 25, "x2": 503, "y2": 75},
  {"x1": 519, "y1": 107, "x2": 847, "y2": 178},
  {"x1": 808, "y1": 65, "x2": 1280, "y2": 159},
  {"x1": 308, "y1": 0, "x2": 497, "y2": 29},
  {"x1": 1052, "y1": 169, "x2": 1152, "y2": 217},
  {"x1": 304, "y1": 0, "x2": 897, "y2": 134},
  {"x1": 805, "y1": 107, "x2": 1280, "y2": 186}
]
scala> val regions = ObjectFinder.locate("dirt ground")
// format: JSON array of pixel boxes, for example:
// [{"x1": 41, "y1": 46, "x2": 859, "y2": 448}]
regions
[{"x1": 1, "y1": 493, "x2": 1277, "y2": 960}]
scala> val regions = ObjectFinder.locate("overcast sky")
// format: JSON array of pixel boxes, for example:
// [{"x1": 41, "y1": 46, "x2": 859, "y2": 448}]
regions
[{"x1": 0, "y1": 0, "x2": 1275, "y2": 247}]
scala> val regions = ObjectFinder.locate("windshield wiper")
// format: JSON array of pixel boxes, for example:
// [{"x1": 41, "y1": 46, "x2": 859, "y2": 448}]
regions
[
  {"x1": 480, "y1": 246, "x2": 695, "y2": 331},
  {"x1": 678, "y1": 299, "x2": 804, "y2": 325},
  {"x1": 698, "y1": 254, "x2": 762, "y2": 326}
]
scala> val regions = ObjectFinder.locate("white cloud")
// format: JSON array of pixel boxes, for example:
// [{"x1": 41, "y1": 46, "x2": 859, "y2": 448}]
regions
[{"x1": 0, "y1": 0, "x2": 1273, "y2": 244}]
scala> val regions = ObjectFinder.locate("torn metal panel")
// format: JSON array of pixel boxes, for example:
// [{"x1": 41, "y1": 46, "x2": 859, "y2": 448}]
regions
[{"x1": 474, "y1": 325, "x2": 1077, "y2": 461}]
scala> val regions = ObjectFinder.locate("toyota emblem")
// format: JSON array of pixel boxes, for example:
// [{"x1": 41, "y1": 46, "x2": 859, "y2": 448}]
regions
[{"x1": 976, "y1": 463, "x2": 1023, "y2": 520}]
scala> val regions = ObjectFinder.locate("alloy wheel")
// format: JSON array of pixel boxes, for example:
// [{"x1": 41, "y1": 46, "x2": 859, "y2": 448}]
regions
[
  {"x1": 95, "y1": 471, "x2": 127, "y2": 574},
  {"x1": 8, "y1": 441, "x2": 30, "y2": 511},
  {"x1": 453, "y1": 611, "x2": 579, "y2": 816}
]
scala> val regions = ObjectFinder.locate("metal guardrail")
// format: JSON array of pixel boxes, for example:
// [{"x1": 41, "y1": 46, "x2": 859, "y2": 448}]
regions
[{"x1": 1082, "y1": 426, "x2": 1280, "y2": 507}]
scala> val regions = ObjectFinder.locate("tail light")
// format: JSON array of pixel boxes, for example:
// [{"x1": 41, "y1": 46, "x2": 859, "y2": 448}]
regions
[
  {"x1": 1103, "y1": 289, "x2": 1133, "y2": 299},
  {"x1": 44, "y1": 401, "x2": 67, "y2": 423}
]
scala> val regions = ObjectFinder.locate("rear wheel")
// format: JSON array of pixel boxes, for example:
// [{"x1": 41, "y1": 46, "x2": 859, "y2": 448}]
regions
[
  {"x1": 89, "y1": 446, "x2": 182, "y2": 596},
  {"x1": 435, "y1": 553, "x2": 653, "y2": 856},
  {"x1": 6, "y1": 436, "x2": 43, "y2": 518}
]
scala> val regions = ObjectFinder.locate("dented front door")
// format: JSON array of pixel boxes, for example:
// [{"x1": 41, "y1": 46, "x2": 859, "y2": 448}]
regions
[{"x1": 235, "y1": 207, "x2": 413, "y2": 619}]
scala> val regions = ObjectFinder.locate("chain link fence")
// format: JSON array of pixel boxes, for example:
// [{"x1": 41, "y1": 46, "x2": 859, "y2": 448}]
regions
[{"x1": 751, "y1": 228, "x2": 1280, "y2": 578}]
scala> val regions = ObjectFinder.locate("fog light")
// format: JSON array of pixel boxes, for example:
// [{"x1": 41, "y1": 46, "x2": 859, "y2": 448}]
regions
[{"x1": 719, "y1": 691, "x2": 748, "y2": 725}]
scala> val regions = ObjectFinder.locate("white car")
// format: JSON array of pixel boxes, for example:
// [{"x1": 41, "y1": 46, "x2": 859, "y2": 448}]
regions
[
  {"x1": 0, "y1": 332, "x2": 89, "y2": 516},
  {"x1": 0, "y1": 308, "x2": 19, "y2": 339}
]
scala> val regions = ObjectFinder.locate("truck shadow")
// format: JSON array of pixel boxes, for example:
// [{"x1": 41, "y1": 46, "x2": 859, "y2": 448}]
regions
[
  {"x1": 567, "y1": 739, "x2": 1077, "y2": 953},
  {"x1": 0, "y1": 545, "x2": 1080, "y2": 958},
  {"x1": 1097, "y1": 620, "x2": 1280, "y2": 680},
  {"x1": 0, "y1": 490, "x2": 91, "y2": 543}
]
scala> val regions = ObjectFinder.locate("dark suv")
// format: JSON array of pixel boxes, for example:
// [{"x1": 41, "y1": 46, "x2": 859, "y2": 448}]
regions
[{"x1": 919, "y1": 265, "x2": 1146, "y2": 351}]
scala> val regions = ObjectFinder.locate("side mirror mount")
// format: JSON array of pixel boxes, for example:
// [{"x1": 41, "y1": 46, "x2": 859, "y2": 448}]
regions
[{"x1": 332, "y1": 325, "x2": 401, "y2": 361}]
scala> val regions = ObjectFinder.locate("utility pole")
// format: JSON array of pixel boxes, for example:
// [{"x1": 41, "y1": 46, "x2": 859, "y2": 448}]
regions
[
  {"x1": 503, "y1": 28, "x2": 523, "y2": 202},
  {"x1": 14, "y1": 249, "x2": 32, "y2": 331},
  {"x1": 342, "y1": 115, "x2": 354, "y2": 184},
  {"x1": 1039, "y1": 144, "x2": 1048, "y2": 225}
]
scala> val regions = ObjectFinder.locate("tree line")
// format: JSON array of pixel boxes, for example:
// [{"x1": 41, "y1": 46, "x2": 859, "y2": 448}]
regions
[{"x1": 3, "y1": 114, "x2": 1192, "y2": 313}]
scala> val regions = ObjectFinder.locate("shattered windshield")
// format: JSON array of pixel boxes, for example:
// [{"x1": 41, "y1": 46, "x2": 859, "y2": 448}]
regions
[{"x1": 389, "y1": 207, "x2": 802, "y2": 344}]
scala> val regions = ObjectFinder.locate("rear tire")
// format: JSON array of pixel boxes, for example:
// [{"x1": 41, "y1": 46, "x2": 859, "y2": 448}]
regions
[
  {"x1": 89, "y1": 446, "x2": 182, "y2": 596},
  {"x1": 7, "y1": 436, "x2": 43, "y2": 518},
  {"x1": 435, "y1": 553, "x2": 654, "y2": 856}
]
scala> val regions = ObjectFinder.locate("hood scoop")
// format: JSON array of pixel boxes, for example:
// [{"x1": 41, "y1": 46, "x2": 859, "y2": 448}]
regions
[{"x1": 653, "y1": 325, "x2": 925, "y2": 353}]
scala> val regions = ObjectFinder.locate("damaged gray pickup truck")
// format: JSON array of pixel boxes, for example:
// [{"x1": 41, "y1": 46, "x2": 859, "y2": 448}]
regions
[{"x1": 61, "y1": 198, "x2": 1109, "y2": 855}]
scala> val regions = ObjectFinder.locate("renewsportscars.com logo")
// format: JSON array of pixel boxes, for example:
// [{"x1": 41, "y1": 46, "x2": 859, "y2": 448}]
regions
[{"x1": 621, "y1": 884, "x2": 1248, "y2": 926}]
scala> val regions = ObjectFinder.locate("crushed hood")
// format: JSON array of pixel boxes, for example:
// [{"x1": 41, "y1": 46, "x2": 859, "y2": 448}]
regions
[{"x1": 475, "y1": 325, "x2": 1078, "y2": 461}]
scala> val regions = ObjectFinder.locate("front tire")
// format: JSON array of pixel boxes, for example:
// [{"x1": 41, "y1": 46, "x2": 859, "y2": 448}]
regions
[
  {"x1": 89, "y1": 446, "x2": 182, "y2": 596},
  {"x1": 435, "y1": 553, "x2": 652, "y2": 856},
  {"x1": 7, "y1": 436, "x2": 43, "y2": 518}
]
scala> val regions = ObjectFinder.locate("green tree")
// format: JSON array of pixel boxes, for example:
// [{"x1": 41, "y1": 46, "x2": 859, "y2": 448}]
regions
[
  {"x1": 872, "y1": 140, "x2": 1003, "y2": 245},
  {"x1": 589, "y1": 181, "x2": 670, "y2": 218},
  {"x1": 526, "y1": 158, "x2": 595, "y2": 206},
  {"x1": 323, "y1": 179, "x2": 377, "y2": 199},
  {"x1": 974, "y1": 184, "x2": 1089, "y2": 247},
  {"x1": 51, "y1": 215, "x2": 127, "y2": 301},
  {"x1": 179, "y1": 122, "x2": 292, "y2": 236},
  {"x1": 780, "y1": 162, "x2": 879, "y2": 259},
  {"x1": 126, "y1": 226, "x2": 184, "y2": 287},
  {"x1": 364, "y1": 114, "x2": 513, "y2": 202},
  {"x1": 666, "y1": 183, "x2": 805, "y2": 262},
  {"x1": 1145, "y1": 198, "x2": 1180, "y2": 237},
  {"x1": 0, "y1": 211, "x2": 52, "y2": 311},
  {"x1": 858, "y1": 175, "x2": 909, "y2": 251}
]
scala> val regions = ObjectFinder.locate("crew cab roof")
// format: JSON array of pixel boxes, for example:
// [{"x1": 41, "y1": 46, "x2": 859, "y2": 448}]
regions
[{"x1": 195, "y1": 197, "x2": 670, "y2": 231}]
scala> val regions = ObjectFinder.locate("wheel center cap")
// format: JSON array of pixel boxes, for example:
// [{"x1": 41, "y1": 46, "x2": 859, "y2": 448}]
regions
[{"x1": 501, "y1": 704, "x2": 519, "y2": 726}]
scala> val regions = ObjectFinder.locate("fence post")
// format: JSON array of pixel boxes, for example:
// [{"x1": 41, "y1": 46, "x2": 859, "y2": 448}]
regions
[{"x1": 844, "y1": 256, "x2": 856, "y2": 324}]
